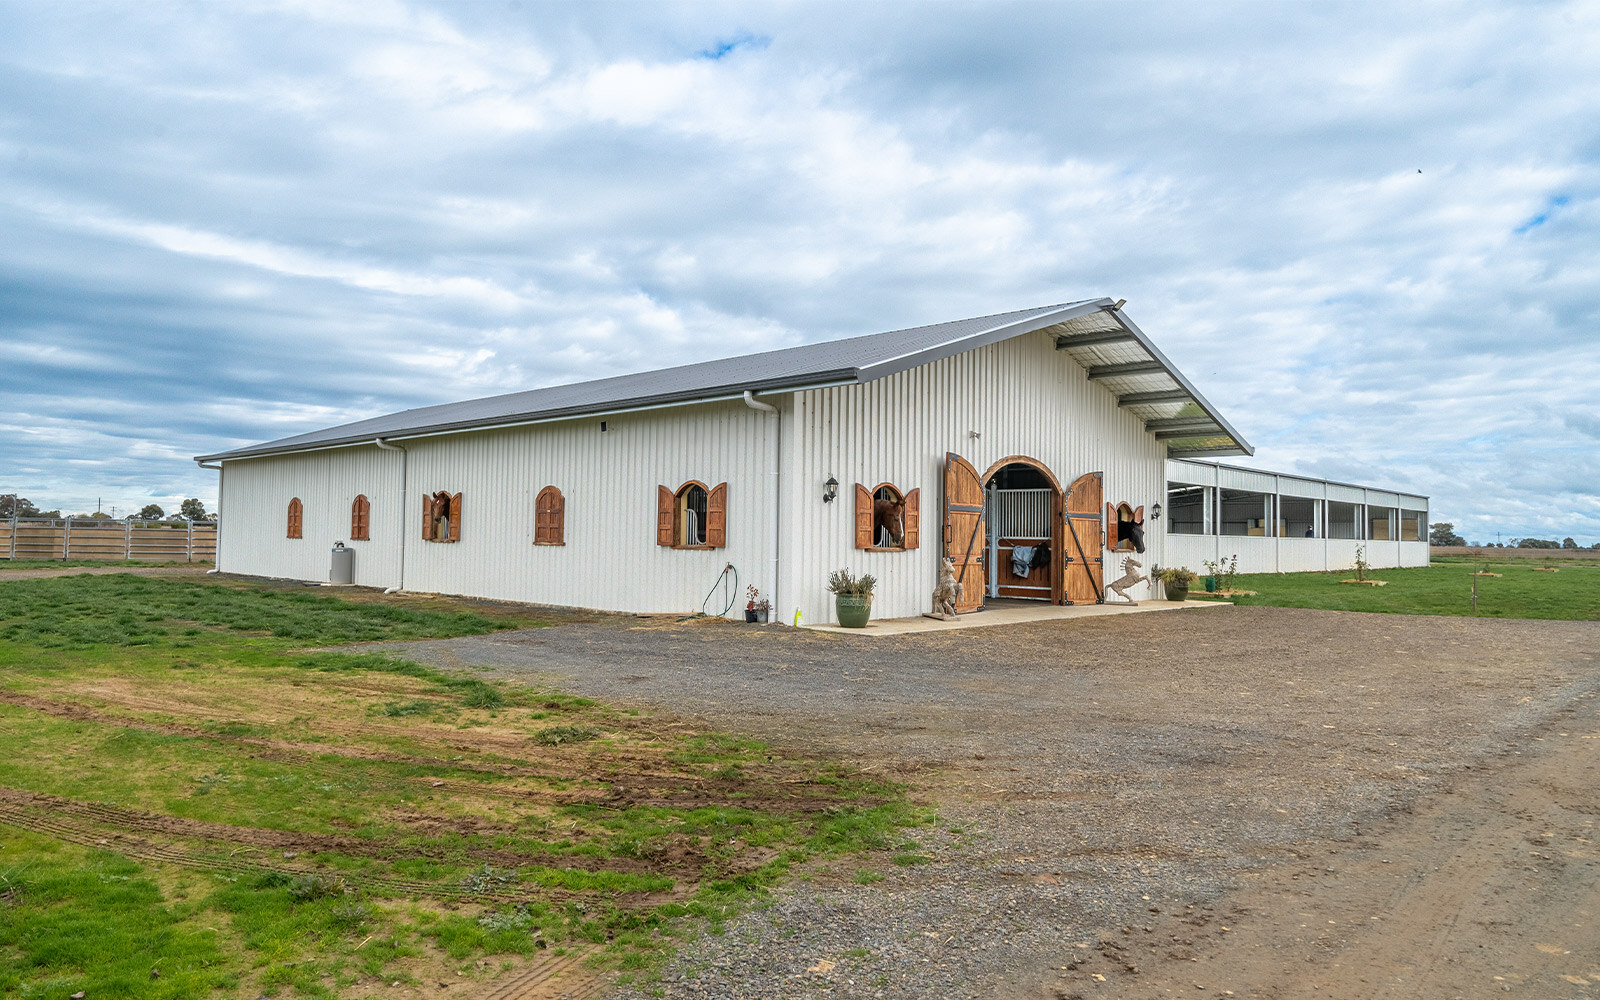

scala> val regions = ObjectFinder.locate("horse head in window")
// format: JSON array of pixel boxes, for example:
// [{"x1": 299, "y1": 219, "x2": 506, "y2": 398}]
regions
[
  {"x1": 873, "y1": 496, "x2": 906, "y2": 547},
  {"x1": 1120, "y1": 507, "x2": 1146, "y2": 553}
]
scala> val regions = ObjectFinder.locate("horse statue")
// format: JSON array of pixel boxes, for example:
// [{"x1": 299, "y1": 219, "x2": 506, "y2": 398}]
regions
[
  {"x1": 930, "y1": 556, "x2": 963, "y2": 618},
  {"x1": 1107, "y1": 556, "x2": 1147, "y2": 605},
  {"x1": 874, "y1": 496, "x2": 906, "y2": 548}
]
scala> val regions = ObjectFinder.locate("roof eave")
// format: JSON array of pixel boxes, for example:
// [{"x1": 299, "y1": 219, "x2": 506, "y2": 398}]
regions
[
  {"x1": 193, "y1": 368, "x2": 861, "y2": 463},
  {"x1": 1105, "y1": 305, "x2": 1255, "y2": 457}
]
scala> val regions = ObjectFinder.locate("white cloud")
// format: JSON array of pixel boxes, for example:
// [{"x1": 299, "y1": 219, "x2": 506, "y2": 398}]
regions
[{"x1": 0, "y1": 0, "x2": 1596, "y2": 541}]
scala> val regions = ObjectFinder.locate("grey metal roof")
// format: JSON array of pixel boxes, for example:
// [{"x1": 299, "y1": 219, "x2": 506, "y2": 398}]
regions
[{"x1": 196, "y1": 298, "x2": 1252, "y2": 462}]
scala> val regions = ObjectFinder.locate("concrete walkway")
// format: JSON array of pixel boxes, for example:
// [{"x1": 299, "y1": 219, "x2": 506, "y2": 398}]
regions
[{"x1": 805, "y1": 597, "x2": 1230, "y2": 635}]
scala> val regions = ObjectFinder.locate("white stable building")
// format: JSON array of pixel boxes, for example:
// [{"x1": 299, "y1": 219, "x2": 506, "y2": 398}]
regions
[{"x1": 197, "y1": 298, "x2": 1425, "y2": 624}]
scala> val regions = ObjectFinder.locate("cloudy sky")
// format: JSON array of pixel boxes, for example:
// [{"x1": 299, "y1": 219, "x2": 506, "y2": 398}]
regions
[{"x1": 1, "y1": 1, "x2": 1595, "y2": 543}]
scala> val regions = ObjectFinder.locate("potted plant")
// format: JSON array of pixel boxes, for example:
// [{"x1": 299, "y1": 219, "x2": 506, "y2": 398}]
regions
[
  {"x1": 1202, "y1": 558, "x2": 1220, "y2": 592},
  {"x1": 744, "y1": 585, "x2": 771, "y2": 623},
  {"x1": 827, "y1": 568, "x2": 877, "y2": 628},
  {"x1": 1156, "y1": 566, "x2": 1197, "y2": 602}
]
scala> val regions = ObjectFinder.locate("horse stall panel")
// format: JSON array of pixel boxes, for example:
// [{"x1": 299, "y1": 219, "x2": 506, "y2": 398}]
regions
[{"x1": 986, "y1": 488, "x2": 1054, "y2": 600}]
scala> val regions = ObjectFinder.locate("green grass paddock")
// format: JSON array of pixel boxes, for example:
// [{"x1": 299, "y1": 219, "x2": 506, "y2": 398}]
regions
[{"x1": 1189, "y1": 555, "x2": 1600, "y2": 619}]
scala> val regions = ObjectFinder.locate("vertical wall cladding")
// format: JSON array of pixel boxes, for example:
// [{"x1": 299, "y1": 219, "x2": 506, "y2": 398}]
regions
[
  {"x1": 218, "y1": 447, "x2": 403, "y2": 586},
  {"x1": 400, "y1": 400, "x2": 775, "y2": 615},
  {"x1": 1162, "y1": 460, "x2": 1430, "y2": 574},
  {"x1": 786, "y1": 331, "x2": 1166, "y2": 624}
]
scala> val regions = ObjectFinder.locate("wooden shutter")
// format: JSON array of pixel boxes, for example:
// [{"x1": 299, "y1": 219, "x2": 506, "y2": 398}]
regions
[
  {"x1": 902, "y1": 488, "x2": 920, "y2": 549},
  {"x1": 351, "y1": 495, "x2": 369, "y2": 541},
  {"x1": 1050, "y1": 488, "x2": 1065, "y2": 605},
  {"x1": 942, "y1": 453, "x2": 985, "y2": 613},
  {"x1": 1065, "y1": 473, "x2": 1105, "y2": 604},
  {"x1": 450, "y1": 493, "x2": 462, "y2": 542},
  {"x1": 706, "y1": 482, "x2": 727, "y2": 548},
  {"x1": 421, "y1": 493, "x2": 430, "y2": 541},
  {"x1": 287, "y1": 498, "x2": 302, "y2": 539},
  {"x1": 535, "y1": 487, "x2": 563, "y2": 545},
  {"x1": 1105, "y1": 502, "x2": 1119, "y2": 549},
  {"x1": 854, "y1": 484, "x2": 874, "y2": 549},
  {"x1": 657, "y1": 486, "x2": 674, "y2": 546}
]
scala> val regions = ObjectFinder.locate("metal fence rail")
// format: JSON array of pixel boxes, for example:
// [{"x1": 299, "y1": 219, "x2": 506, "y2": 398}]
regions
[{"x1": 0, "y1": 518, "x2": 218, "y2": 562}]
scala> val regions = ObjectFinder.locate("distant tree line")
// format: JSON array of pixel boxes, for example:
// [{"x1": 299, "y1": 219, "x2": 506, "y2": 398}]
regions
[
  {"x1": 1, "y1": 495, "x2": 211, "y2": 521},
  {"x1": 1431, "y1": 522, "x2": 1598, "y2": 550}
]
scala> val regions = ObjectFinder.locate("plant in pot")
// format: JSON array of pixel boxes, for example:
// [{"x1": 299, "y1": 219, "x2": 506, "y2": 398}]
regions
[
  {"x1": 1156, "y1": 566, "x2": 1198, "y2": 602},
  {"x1": 744, "y1": 585, "x2": 771, "y2": 623},
  {"x1": 827, "y1": 568, "x2": 877, "y2": 628}
]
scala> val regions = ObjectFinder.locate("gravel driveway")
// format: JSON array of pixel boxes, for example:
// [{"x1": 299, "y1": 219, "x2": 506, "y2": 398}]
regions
[{"x1": 373, "y1": 606, "x2": 1600, "y2": 999}]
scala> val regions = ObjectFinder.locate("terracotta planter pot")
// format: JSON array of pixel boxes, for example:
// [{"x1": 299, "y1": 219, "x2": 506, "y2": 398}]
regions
[{"x1": 834, "y1": 594, "x2": 872, "y2": 628}]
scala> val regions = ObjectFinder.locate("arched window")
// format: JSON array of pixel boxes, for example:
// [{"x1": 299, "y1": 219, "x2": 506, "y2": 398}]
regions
[
  {"x1": 656, "y1": 481, "x2": 726, "y2": 549},
  {"x1": 350, "y1": 495, "x2": 370, "y2": 541},
  {"x1": 534, "y1": 486, "x2": 564, "y2": 545},
  {"x1": 286, "y1": 498, "x2": 303, "y2": 539},
  {"x1": 854, "y1": 482, "x2": 919, "y2": 550},
  {"x1": 422, "y1": 491, "x2": 463, "y2": 543},
  {"x1": 1106, "y1": 502, "x2": 1145, "y2": 552}
]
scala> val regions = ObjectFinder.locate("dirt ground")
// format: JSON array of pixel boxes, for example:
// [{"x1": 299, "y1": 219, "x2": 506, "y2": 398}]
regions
[
  {"x1": 0, "y1": 563, "x2": 213, "y2": 579},
  {"x1": 374, "y1": 605, "x2": 1600, "y2": 999}
]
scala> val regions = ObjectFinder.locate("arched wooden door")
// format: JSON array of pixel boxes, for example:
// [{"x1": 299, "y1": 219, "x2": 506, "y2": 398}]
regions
[
  {"x1": 1064, "y1": 472, "x2": 1105, "y2": 604},
  {"x1": 980, "y1": 455, "x2": 1067, "y2": 606},
  {"x1": 943, "y1": 453, "x2": 986, "y2": 613}
]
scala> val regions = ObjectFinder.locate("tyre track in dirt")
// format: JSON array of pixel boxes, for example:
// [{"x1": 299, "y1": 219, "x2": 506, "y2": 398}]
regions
[
  {"x1": 0, "y1": 796, "x2": 547, "y2": 903},
  {"x1": 479, "y1": 948, "x2": 611, "y2": 1000},
  {"x1": 0, "y1": 786, "x2": 713, "y2": 877},
  {"x1": 0, "y1": 689, "x2": 862, "y2": 813}
]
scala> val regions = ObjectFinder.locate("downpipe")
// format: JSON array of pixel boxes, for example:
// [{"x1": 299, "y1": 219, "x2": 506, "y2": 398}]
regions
[
  {"x1": 374, "y1": 437, "x2": 407, "y2": 593},
  {"x1": 742, "y1": 391, "x2": 781, "y2": 623}
]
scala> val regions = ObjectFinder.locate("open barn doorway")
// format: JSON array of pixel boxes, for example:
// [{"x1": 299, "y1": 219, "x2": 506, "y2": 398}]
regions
[{"x1": 981, "y1": 457, "x2": 1065, "y2": 604}]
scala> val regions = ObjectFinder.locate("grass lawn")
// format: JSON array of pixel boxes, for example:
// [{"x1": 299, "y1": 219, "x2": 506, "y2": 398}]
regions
[
  {"x1": 0, "y1": 575, "x2": 922, "y2": 997},
  {"x1": 1189, "y1": 555, "x2": 1600, "y2": 619}
]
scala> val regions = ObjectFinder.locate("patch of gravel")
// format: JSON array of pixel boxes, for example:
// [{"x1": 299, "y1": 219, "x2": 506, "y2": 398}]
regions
[{"x1": 370, "y1": 606, "x2": 1600, "y2": 999}]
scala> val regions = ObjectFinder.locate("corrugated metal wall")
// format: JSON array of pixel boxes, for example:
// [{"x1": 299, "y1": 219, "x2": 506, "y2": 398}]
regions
[
  {"x1": 220, "y1": 401, "x2": 778, "y2": 615},
  {"x1": 1162, "y1": 459, "x2": 1429, "y2": 575},
  {"x1": 219, "y1": 447, "x2": 403, "y2": 586},
  {"x1": 399, "y1": 402, "x2": 775, "y2": 613},
  {"x1": 783, "y1": 330, "x2": 1166, "y2": 624}
]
